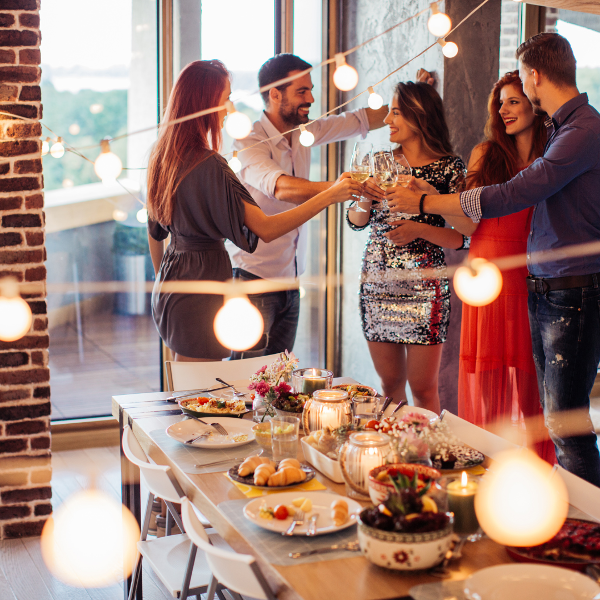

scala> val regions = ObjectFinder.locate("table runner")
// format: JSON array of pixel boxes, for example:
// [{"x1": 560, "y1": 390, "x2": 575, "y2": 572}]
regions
[{"x1": 218, "y1": 498, "x2": 360, "y2": 566}]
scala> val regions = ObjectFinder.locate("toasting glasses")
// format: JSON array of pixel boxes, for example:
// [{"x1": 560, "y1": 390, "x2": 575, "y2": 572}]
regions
[{"x1": 349, "y1": 142, "x2": 373, "y2": 212}]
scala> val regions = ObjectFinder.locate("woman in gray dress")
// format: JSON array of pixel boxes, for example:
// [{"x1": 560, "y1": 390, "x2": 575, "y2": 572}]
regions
[{"x1": 146, "y1": 60, "x2": 361, "y2": 361}]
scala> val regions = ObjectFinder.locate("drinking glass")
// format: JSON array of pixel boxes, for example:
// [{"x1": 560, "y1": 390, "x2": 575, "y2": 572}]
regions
[
  {"x1": 372, "y1": 152, "x2": 398, "y2": 192},
  {"x1": 270, "y1": 416, "x2": 300, "y2": 461},
  {"x1": 394, "y1": 153, "x2": 412, "y2": 187},
  {"x1": 349, "y1": 142, "x2": 372, "y2": 211},
  {"x1": 351, "y1": 396, "x2": 384, "y2": 426}
]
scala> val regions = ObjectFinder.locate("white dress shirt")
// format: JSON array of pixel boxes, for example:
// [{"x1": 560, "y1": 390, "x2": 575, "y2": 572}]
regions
[{"x1": 226, "y1": 109, "x2": 369, "y2": 279}]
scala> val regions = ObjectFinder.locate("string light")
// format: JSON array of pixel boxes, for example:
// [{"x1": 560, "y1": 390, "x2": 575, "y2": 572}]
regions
[
  {"x1": 298, "y1": 124, "x2": 315, "y2": 147},
  {"x1": 94, "y1": 140, "x2": 123, "y2": 183},
  {"x1": 136, "y1": 208, "x2": 148, "y2": 224},
  {"x1": 333, "y1": 54, "x2": 359, "y2": 91},
  {"x1": 438, "y1": 38, "x2": 459, "y2": 58},
  {"x1": 112, "y1": 209, "x2": 128, "y2": 222},
  {"x1": 428, "y1": 2, "x2": 452, "y2": 37},
  {"x1": 224, "y1": 101, "x2": 252, "y2": 140},
  {"x1": 69, "y1": 123, "x2": 80, "y2": 135},
  {"x1": 41, "y1": 137, "x2": 50, "y2": 156},
  {"x1": 367, "y1": 86, "x2": 384, "y2": 110},
  {"x1": 0, "y1": 278, "x2": 32, "y2": 342},
  {"x1": 50, "y1": 137, "x2": 65, "y2": 159},
  {"x1": 40, "y1": 487, "x2": 140, "y2": 588},
  {"x1": 454, "y1": 258, "x2": 502, "y2": 306},
  {"x1": 214, "y1": 295, "x2": 264, "y2": 351},
  {"x1": 228, "y1": 150, "x2": 242, "y2": 174}
]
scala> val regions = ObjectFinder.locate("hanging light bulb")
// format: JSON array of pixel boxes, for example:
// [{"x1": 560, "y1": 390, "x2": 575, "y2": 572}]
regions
[
  {"x1": 228, "y1": 150, "x2": 242, "y2": 174},
  {"x1": 367, "y1": 86, "x2": 384, "y2": 110},
  {"x1": 475, "y1": 449, "x2": 568, "y2": 547},
  {"x1": 214, "y1": 295, "x2": 264, "y2": 351},
  {"x1": 438, "y1": 38, "x2": 459, "y2": 58},
  {"x1": 454, "y1": 258, "x2": 502, "y2": 306},
  {"x1": 0, "y1": 277, "x2": 32, "y2": 342},
  {"x1": 112, "y1": 209, "x2": 128, "y2": 222},
  {"x1": 224, "y1": 101, "x2": 252, "y2": 140},
  {"x1": 68, "y1": 123, "x2": 81, "y2": 135},
  {"x1": 298, "y1": 124, "x2": 315, "y2": 147},
  {"x1": 41, "y1": 137, "x2": 50, "y2": 156},
  {"x1": 50, "y1": 137, "x2": 65, "y2": 159},
  {"x1": 136, "y1": 208, "x2": 148, "y2": 224},
  {"x1": 41, "y1": 487, "x2": 140, "y2": 588},
  {"x1": 428, "y1": 2, "x2": 452, "y2": 37},
  {"x1": 333, "y1": 53, "x2": 359, "y2": 91},
  {"x1": 94, "y1": 140, "x2": 123, "y2": 183}
]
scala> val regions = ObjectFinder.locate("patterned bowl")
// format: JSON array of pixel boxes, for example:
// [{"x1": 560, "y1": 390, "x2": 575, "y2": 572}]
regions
[
  {"x1": 357, "y1": 511, "x2": 453, "y2": 570},
  {"x1": 368, "y1": 463, "x2": 441, "y2": 506}
]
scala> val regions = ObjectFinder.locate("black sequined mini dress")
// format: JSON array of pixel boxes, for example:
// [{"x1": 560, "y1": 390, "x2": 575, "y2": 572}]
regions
[{"x1": 358, "y1": 155, "x2": 466, "y2": 345}]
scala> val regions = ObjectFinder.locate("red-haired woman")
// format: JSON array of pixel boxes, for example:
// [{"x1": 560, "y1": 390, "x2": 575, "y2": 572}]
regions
[
  {"x1": 147, "y1": 60, "x2": 362, "y2": 361},
  {"x1": 445, "y1": 71, "x2": 555, "y2": 462}
]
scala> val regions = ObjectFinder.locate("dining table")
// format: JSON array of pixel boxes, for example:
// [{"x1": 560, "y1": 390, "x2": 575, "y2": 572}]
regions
[{"x1": 112, "y1": 379, "x2": 596, "y2": 600}]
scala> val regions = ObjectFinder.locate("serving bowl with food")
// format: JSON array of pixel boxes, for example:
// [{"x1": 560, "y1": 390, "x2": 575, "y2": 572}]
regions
[
  {"x1": 368, "y1": 463, "x2": 441, "y2": 506},
  {"x1": 332, "y1": 383, "x2": 379, "y2": 398},
  {"x1": 179, "y1": 396, "x2": 249, "y2": 419}
]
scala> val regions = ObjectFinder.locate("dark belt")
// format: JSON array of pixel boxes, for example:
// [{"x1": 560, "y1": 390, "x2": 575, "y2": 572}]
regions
[
  {"x1": 526, "y1": 272, "x2": 600, "y2": 293},
  {"x1": 171, "y1": 237, "x2": 225, "y2": 252}
]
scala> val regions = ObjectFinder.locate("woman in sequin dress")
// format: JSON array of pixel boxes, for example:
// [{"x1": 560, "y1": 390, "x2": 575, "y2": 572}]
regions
[
  {"x1": 350, "y1": 82, "x2": 466, "y2": 413},
  {"x1": 441, "y1": 71, "x2": 555, "y2": 462}
]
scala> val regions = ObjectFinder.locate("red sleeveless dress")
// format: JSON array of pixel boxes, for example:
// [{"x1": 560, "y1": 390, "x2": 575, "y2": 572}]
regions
[{"x1": 458, "y1": 205, "x2": 556, "y2": 463}]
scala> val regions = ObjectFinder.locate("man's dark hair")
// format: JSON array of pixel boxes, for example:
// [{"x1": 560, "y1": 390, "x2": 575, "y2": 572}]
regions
[
  {"x1": 516, "y1": 32, "x2": 576, "y2": 88},
  {"x1": 258, "y1": 53, "x2": 312, "y2": 105}
]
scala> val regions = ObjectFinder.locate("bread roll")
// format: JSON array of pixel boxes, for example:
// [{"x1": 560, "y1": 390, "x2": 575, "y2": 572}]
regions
[
  {"x1": 267, "y1": 466, "x2": 307, "y2": 487},
  {"x1": 331, "y1": 499, "x2": 348, "y2": 526},
  {"x1": 238, "y1": 456, "x2": 273, "y2": 477},
  {"x1": 278, "y1": 458, "x2": 302, "y2": 470},
  {"x1": 253, "y1": 463, "x2": 276, "y2": 486}
]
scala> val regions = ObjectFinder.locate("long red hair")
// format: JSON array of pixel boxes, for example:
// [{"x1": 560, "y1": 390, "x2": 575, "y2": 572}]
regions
[
  {"x1": 466, "y1": 71, "x2": 546, "y2": 188},
  {"x1": 147, "y1": 60, "x2": 230, "y2": 225}
]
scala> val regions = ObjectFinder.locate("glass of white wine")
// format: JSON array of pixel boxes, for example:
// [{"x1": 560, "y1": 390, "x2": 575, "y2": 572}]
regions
[
  {"x1": 395, "y1": 153, "x2": 412, "y2": 187},
  {"x1": 350, "y1": 142, "x2": 372, "y2": 212}
]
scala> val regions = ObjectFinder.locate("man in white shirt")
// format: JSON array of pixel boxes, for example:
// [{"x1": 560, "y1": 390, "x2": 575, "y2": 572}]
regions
[{"x1": 228, "y1": 53, "x2": 385, "y2": 358}]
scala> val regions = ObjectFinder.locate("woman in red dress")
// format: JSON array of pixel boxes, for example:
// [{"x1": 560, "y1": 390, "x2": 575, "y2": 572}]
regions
[{"x1": 447, "y1": 71, "x2": 555, "y2": 463}]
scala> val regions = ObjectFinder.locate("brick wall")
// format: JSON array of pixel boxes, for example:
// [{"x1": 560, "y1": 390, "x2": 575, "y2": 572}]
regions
[
  {"x1": 0, "y1": 0, "x2": 51, "y2": 540},
  {"x1": 499, "y1": 0, "x2": 520, "y2": 76}
]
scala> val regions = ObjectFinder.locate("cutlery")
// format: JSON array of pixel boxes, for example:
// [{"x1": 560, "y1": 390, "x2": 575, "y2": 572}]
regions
[
  {"x1": 185, "y1": 430, "x2": 211, "y2": 444},
  {"x1": 185, "y1": 414, "x2": 228, "y2": 436},
  {"x1": 307, "y1": 514, "x2": 319, "y2": 536},
  {"x1": 166, "y1": 385, "x2": 229, "y2": 402},
  {"x1": 380, "y1": 396, "x2": 394, "y2": 414},
  {"x1": 215, "y1": 378, "x2": 247, "y2": 397},
  {"x1": 389, "y1": 398, "x2": 409, "y2": 417},
  {"x1": 283, "y1": 510, "x2": 305, "y2": 536},
  {"x1": 586, "y1": 564, "x2": 600, "y2": 584},
  {"x1": 428, "y1": 537, "x2": 467, "y2": 578},
  {"x1": 194, "y1": 456, "x2": 254, "y2": 468},
  {"x1": 289, "y1": 541, "x2": 360, "y2": 558}
]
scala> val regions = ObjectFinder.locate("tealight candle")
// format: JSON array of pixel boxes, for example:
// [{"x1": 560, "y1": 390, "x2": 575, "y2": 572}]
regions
[
  {"x1": 291, "y1": 368, "x2": 333, "y2": 395},
  {"x1": 445, "y1": 471, "x2": 480, "y2": 536}
]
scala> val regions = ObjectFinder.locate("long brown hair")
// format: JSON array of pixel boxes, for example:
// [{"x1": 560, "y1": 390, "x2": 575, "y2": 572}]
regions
[
  {"x1": 147, "y1": 60, "x2": 230, "y2": 225},
  {"x1": 393, "y1": 81, "x2": 454, "y2": 158},
  {"x1": 466, "y1": 71, "x2": 546, "y2": 188}
]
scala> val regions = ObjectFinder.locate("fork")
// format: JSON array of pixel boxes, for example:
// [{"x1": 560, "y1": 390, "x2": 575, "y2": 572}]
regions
[
  {"x1": 186, "y1": 415, "x2": 228, "y2": 436},
  {"x1": 282, "y1": 510, "x2": 305, "y2": 536},
  {"x1": 216, "y1": 378, "x2": 247, "y2": 397}
]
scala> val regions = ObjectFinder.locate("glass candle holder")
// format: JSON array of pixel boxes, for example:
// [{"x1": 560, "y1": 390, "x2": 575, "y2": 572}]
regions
[
  {"x1": 302, "y1": 388, "x2": 351, "y2": 435},
  {"x1": 440, "y1": 473, "x2": 481, "y2": 539},
  {"x1": 291, "y1": 368, "x2": 333, "y2": 395},
  {"x1": 338, "y1": 431, "x2": 391, "y2": 500}
]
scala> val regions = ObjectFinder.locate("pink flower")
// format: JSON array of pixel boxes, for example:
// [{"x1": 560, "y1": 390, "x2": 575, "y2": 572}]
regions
[
  {"x1": 256, "y1": 365, "x2": 267, "y2": 374},
  {"x1": 248, "y1": 382, "x2": 256, "y2": 391},
  {"x1": 274, "y1": 382, "x2": 291, "y2": 395},
  {"x1": 255, "y1": 381, "x2": 270, "y2": 396}
]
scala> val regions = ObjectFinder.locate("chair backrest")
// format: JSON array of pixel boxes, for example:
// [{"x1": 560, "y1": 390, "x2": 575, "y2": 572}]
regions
[
  {"x1": 181, "y1": 498, "x2": 276, "y2": 600},
  {"x1": 165, "y1": 354, "x2": 281, "y2": 392},
  {"x1": 440, "y1": 410, "x2": 519, "y2": 460},
  {"x1": 122, "y1": 425, "x2": 182, "y2": 503}
]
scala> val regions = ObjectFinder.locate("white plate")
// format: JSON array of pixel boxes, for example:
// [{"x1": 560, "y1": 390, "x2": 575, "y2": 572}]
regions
[
  {"x1": 384, "y1": 404, "x2": 439, "y2": 423},
  {"x1": 166, "y1": 417, "x2": 255, "y2": 449},
  {"x1": 243, "y1": 491, "x2": 361, "y2": 536},
  {"x1": 464, "y1": 564, "x2": 600, "y2": 600}
]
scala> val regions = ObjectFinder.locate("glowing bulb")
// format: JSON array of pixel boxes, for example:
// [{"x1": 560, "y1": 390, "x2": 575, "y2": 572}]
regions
[
  {"x1": 90, "y1": 103, "x2": 104, "y2": 114},
  {"x1": 136, "y1": 208, "x2": 148, "y2": 224},
  {"x1": 333, "y1": 53, "x2": 359, "y2": 91},
  {"x1": 441, "y1": 40, "x2": 459, "y2": 58},
  {"x1": 299, "y1": 124, "x2": 314, "y2": 147},
  {"x1": 214, "y1": 296, "x2": 264, "y2": 351},
  {"x1": 62, "y1": 178, "x2": 74, "y2": 188},
  {"x1": 224, "y1": 101, "x2": 252, "y2": 140},
  {"x1": 428, "y1": 4, "x2": 452, "y2": 37},
  {"x1": 69, "y1": 123, "x2": 80, "y2": 135},
  {"x1": 50, "y1": 137, "x2": 65, "y2": 159},
  {"x1": 94, "y1": 140, "x2": 123, "y2": 183},
  {"x1": 113, "y1": 209, "x2": 128, "y2": 222},
  {"x1": 228, "y1": 150, "x2": 242, "y2": 174},
  {"x1": 41, "y1": 137, "x2": 50, "y2": 156},
  {"x1": 454, "y1": 258, "x2": 502, "y2": 306},
  {"x1": 367, "y1": 87, "x2": 384, "y2": 110},
  {"x1": 475, "y1": 449, "x2": 568, "y2": 547},
  {"x1": 0, "y1": 278, "x2": 32, "y2": 342},
  {"x1": 41, "y1": 488, "x2": 140, "y2": 588}
]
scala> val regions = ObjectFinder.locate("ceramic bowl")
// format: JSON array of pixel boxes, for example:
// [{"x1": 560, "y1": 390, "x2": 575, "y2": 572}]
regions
[
  {"x1": 357, "y1": 511, "x2": 453, "y2": 570},
  {"x1": 251, "y1": 422, "x2": 272, "y2": 452},
  {"x1": 368, "y1": 463, "x2": 441, "y2": 506}
]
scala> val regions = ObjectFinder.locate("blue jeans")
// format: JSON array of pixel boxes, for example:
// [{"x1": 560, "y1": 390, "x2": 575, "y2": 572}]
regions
[
  {"x1": 528, "y1": 285, "x2": 600, "y2": 486},
  {"x1": 230, "y1": 268, "x2": 300, "y2": 359}
]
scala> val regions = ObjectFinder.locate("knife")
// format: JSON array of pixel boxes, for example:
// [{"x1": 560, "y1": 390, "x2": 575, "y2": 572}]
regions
[
  {"x1": 389, "y1": 398, "x2": 409, "y2": 416},
  {"x1": 166, "y1": 385, "x2": 229, "y2": 402},
  {"x1": 288, "y1": 541, "x2": 360, "y2": 558}
]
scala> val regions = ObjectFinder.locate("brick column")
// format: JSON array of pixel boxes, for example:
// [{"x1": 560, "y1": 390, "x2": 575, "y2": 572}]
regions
[{"x1": 0, "y1": 0, "x2": 52, "y2": 540}]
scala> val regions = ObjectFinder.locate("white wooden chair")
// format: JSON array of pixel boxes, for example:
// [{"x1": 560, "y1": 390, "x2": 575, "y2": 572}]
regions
[
  {"x1": 122, "y1": 426, "x2": 225, "y2": 600},
  {"x1": 181, "y1": 498, "x2": 278, "y2": 600},
  {"x1": 165, "y1": 354, "x2": 281, "y2": 392}
]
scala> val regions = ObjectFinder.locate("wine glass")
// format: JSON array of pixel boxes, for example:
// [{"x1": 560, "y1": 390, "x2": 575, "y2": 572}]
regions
[
  {"x1": 349, "y1": 142, "x2": 372, "y2": 212},
  {"x1": 372, "y1": 151, "x2": 398, "y2": 192},
  {"x1": 394, "y1": 153, "x2": 412, "y2": 188}
]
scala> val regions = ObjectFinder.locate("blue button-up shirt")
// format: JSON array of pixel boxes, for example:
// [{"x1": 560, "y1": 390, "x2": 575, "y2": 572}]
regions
[{"x1": 460, "y1": 93, "x2": 600, "y2": 278}]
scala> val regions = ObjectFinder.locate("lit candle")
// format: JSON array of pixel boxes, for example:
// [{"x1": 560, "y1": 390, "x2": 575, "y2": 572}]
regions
[
  {"x1": 300, "y1": 369, "x2": 328, "y2": 395},
  {"x1": 446, "y1": 471, "x2": 479, "y2": 536}
]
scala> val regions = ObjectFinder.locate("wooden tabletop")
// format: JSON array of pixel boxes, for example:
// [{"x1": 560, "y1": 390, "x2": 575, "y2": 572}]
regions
[{"x1": 112, "y1": 390, "x2": 515, "y2": 600}]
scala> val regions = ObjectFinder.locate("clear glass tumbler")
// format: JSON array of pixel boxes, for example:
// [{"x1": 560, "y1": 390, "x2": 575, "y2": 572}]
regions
[{"x1": 270, "y1": 416, "x2": 300, "y2": 461}]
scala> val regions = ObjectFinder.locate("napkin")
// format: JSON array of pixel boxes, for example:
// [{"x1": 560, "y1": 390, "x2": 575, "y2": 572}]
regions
[{"x1": 225, "y1": 473, "x2": 327, "y2": 498}]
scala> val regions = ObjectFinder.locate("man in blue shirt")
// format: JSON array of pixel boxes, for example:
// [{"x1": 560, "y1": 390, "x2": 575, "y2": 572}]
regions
[{"x1": 387, "y1": 33, "x2": 600, "y2": 486}]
